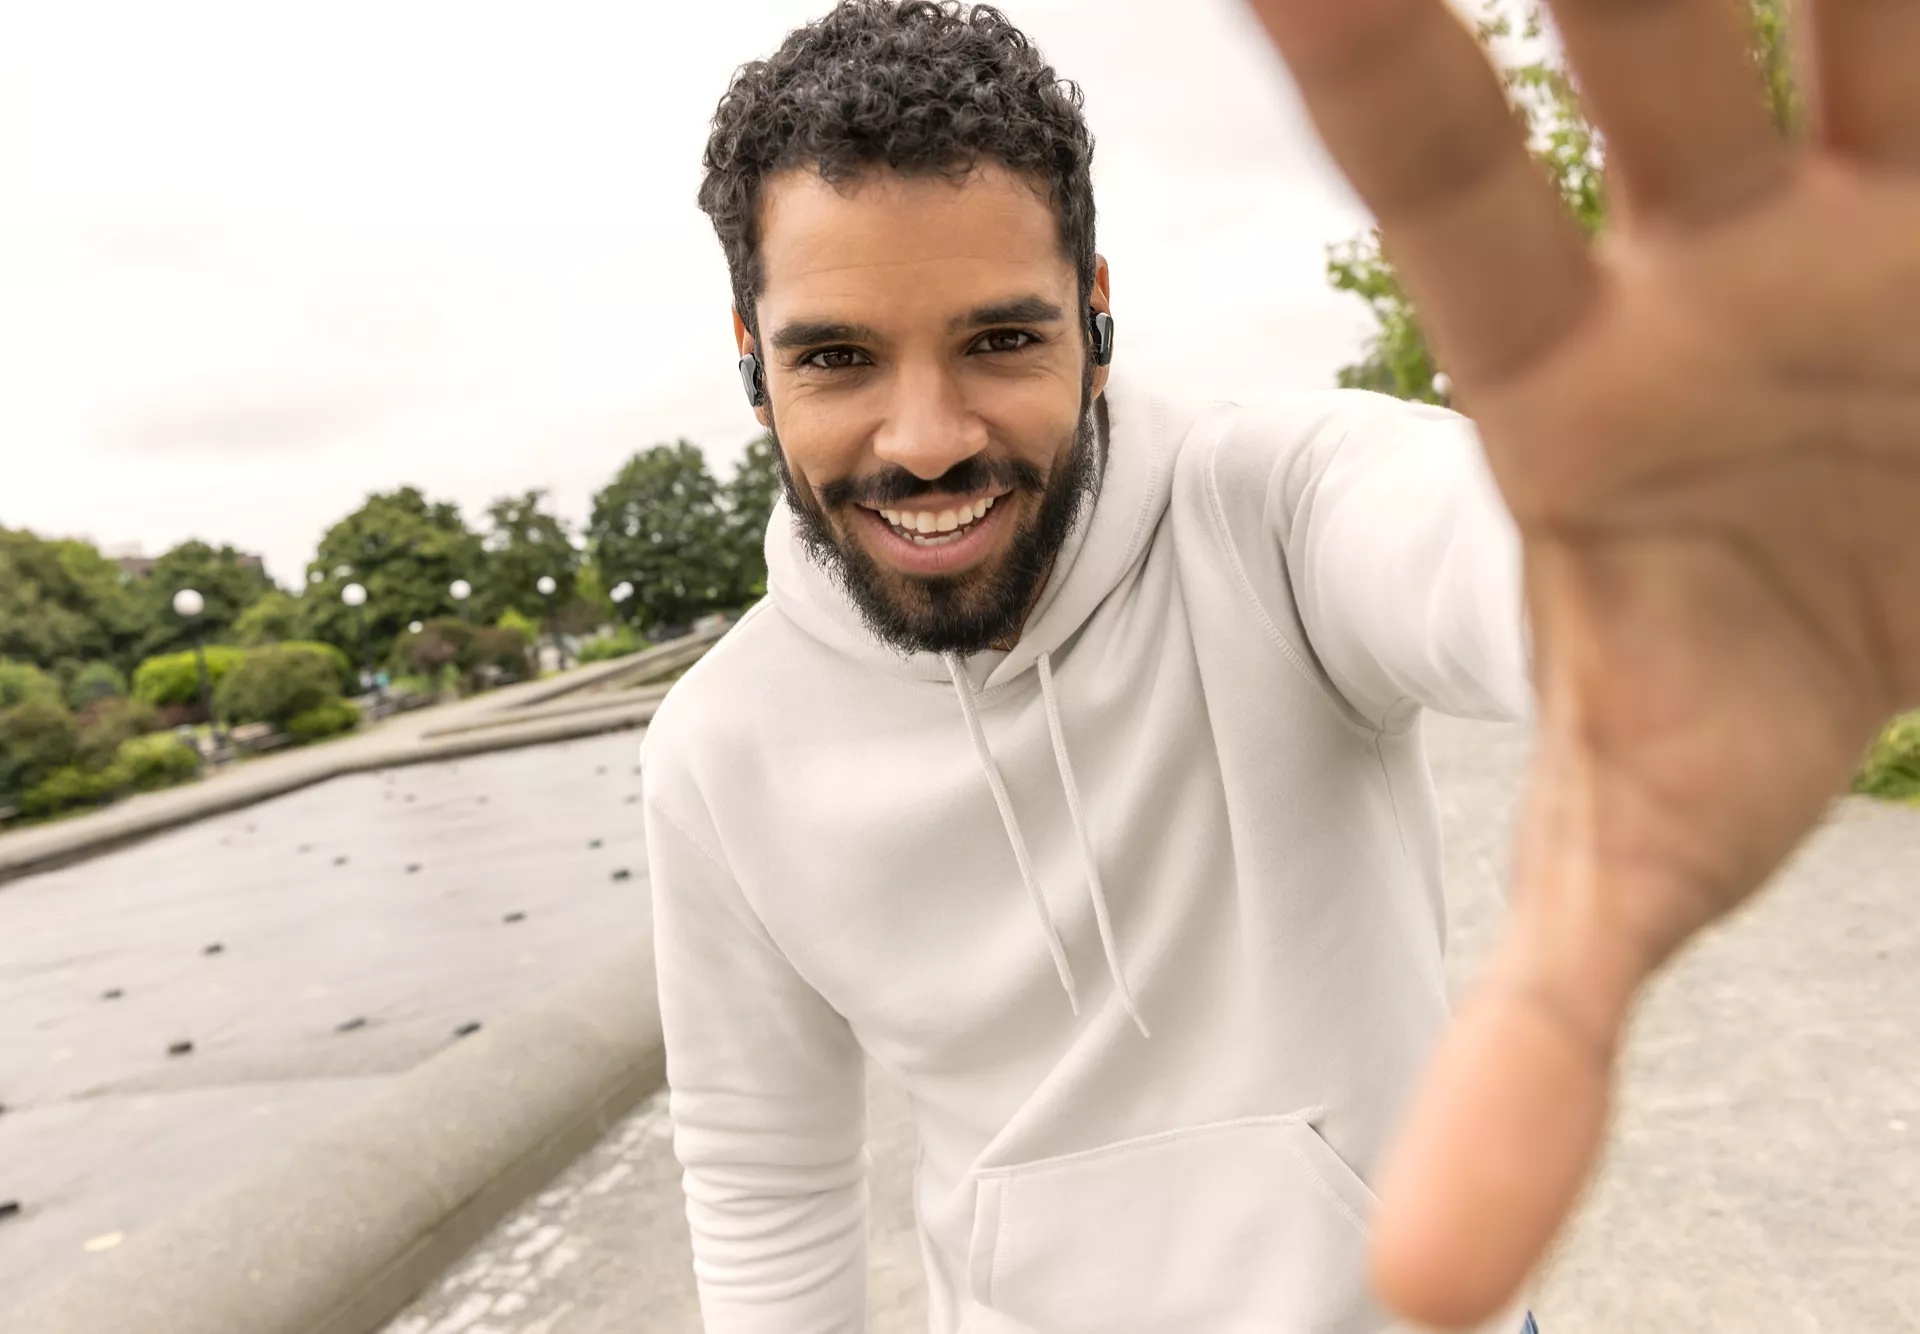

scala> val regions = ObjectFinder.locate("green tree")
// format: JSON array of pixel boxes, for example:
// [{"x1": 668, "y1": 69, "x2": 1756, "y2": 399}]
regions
[
  {"x1": 720, "y1": 432, "x2": 783, "y2": 605},
  {"x1": 589, "y1": 441, "x2": 731, "y2": 632},
  {"x1": 475, "y1": 489, "x2": 578, "y2": 628},
  {"x1": 0, "y1": 528, "x2": 150, "y2": 673},
  {"x1": 1327, "y1": 0, "x2": 1794, "y2": 401},
  {"x1": 303, "y1": 487, "x2": 485, "y2": 667},
  {"x1": 135, "y1": 540, "x2": 277, "y2": 659},
  {"x1": 232, "y1": 589, "x2": 307, "y2": 646}
]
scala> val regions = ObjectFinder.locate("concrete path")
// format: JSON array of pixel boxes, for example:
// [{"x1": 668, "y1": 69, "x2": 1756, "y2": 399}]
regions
[
  {"x1": 0, "y1": 730, "x2": 657, "y2": 1312},
  {"x1": 383, "y1": 714, "x2": 1920, "y2": 1334}
]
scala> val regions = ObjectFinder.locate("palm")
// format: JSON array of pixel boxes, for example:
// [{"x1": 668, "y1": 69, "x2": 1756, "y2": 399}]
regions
[{"x1": 1242, "y1": 0, "x2": 1920, "y2": 1326}]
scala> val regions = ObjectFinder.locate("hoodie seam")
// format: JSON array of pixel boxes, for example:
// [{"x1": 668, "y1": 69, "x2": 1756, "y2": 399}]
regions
[{"x1": 1200, "y1": 418, "x2": 1384, "y2": 744}]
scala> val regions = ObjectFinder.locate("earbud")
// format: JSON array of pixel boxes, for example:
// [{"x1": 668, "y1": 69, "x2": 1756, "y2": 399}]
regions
[
  {"x1": 1089, "y1": 309, "x2": 1115, "y2": 367},
  {"x1": 738, "y1": 352, "x2": 767, "y2": 408}
]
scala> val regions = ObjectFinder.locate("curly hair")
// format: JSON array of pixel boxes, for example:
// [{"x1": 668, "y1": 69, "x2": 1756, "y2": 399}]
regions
[{"x1": 698, "y1": 0, "x2": 1097, "y2": 337}]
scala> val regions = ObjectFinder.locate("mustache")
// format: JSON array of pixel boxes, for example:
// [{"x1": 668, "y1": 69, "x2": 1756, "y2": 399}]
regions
[{"x1": 816, "y1": 454, "x2": 1047, "y2": 510}]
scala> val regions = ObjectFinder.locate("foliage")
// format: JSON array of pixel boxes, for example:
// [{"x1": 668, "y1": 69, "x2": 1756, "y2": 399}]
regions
[
  {"x1": 275, "y1": 641, "x2": 355, "y2": 690},
  {"x1": 0, "y1": 658, "x2": 63, "y2": 710},
  {"x1": 576, "y1": 625, "x2": 647, "y2": 664},
  {"x1": 232, "y1": 589, "x2": 308, "y2": 646},
  {"x1": 1326, "y1": 0, "x2": 1794, "y2": 400},
  {"x1": 465, "y1": 627, "x2": 533, "y2": 684},
  {"x1": 67, "y1": 661, "x2": 128, "y2": 710},
  {"x1": 132, "y1": 645, "x2": 249, "y2": 709},
  {"x1": 110, "y1": 732, "x2": 202, "y2": 792},
  {"x1": 570, "y1": 558, "x2": 616, "y2": 633},
  {"x1": 495, "y1": 608, "x2": 539, "y2": 645},
  {"x1": 477, "y1": 490, "x2": 579, "y2": 626},
  {"x1": 393, "y1": 618, "x2": 472, "y2": 678},
  {"x1": 285, "y1": 698, "x2": 362, "y2": 745},
  {"x1": 302, "y1": 487, "x2": 486, "y2": 669},
  {"x1": 0, "y1": 527, "x2": 150, "y2": 673},
  {"x1": 720, "y1": 432, "x2": 783, "y2": 605},
  {"x1": 1856, "y1": 713, "x2": 1920, "y2": 801},
  {"x1": 590, "y1": 441, "x2": 734, "y2": 632},
  {"x1": 213, "y1": 646, "x2": 344, "y2": 727},
  {"x1": 75, "y1": 697, "x2": 160, "y2": 769},
  {"x1": 134, "y1": 540, "x2": 278, "y2": 659},
  {"x1": 0, "y1": 699, "x2": 81, "y2": 800},
  {"x1": 18, "y1": 765, "x2": 122, "y2": 818}
]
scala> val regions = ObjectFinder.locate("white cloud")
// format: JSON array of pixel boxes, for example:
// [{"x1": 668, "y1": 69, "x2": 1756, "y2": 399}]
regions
[{"x1": 0, "y1": 0, "x2": 1376, "y2": 586}]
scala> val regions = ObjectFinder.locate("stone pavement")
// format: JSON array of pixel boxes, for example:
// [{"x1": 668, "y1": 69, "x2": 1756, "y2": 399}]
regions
[{"x1": 383, "y1": 714, "x2": 1920, "y2": 1334}]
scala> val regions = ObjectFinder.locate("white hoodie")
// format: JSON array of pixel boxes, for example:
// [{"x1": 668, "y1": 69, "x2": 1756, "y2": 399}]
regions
[{"x1": 641, "y1": 375, "x2": 1536, "y2": 1334}]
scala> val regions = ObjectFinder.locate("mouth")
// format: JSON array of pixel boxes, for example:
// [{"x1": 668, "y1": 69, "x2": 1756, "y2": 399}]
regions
[{"x1": 852, "y1": 491, "x2": 1013, "y2": 575}]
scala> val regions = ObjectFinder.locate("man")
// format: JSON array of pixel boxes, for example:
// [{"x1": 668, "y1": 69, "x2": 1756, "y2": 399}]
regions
[{"x1": 642, "y1": 1, "x2": 1920, "y2": 1330}]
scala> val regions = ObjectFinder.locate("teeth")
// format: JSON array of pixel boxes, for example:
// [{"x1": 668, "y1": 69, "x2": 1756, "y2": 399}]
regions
[{"x1": 877, "y1": 494, "x2": 1000, "y2": 537}]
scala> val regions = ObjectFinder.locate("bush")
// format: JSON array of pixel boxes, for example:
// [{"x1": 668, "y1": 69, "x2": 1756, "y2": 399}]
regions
[
  {"x1": 466, "y1": 626, "x2": 532, "y2": 683},
  {"x1": 394, "y1": 619, "x2": 472, "y2": 677},
  {"x1": 75, "y1": 697, "x2": 159, "y2": 769},
  {"x1": 18, "y1": 764, "x2": 123, "y2": 818},
  {"x1": 284, "y1": 698, "x2": 362, "y2": 745},
  {"x1": 132, "y1": 646, "x2": 248, "y2": 708},
  {"x1": 0, "y1": 699, "x2": 80, "y2": 799},
  {"x1": 67, "y1": 661, "x2": 128, "y2": 710},
  {"x1": 108, "y1": 732, "x2": 202, "y2": 792},
  {"x1": 1857, "y1": 712, "x2": 1920, "y2": 801},
  {"x1": 277, "y1": 640, "x2": 356, "y2": 691},
  {"x1": 213, "y1": 646, "x2": 343, "y2": 726},
  {"x1": 0, "y1": 658, "x2": 62, "y2": 710},
  {"x1": 496, "y1": 608, "x2": 539, "y2": 645},
  {"x1": 233, "y1": 590, "x2": 306, "y2": 646},
  {"x1": 576, "y1": 626, "x2": 646, "y2": 664}
]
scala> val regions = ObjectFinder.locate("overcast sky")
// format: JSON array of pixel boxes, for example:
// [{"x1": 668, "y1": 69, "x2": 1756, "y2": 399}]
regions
[{"x1": 1, "y1": 0, "x2": 1383, "y2": 587}]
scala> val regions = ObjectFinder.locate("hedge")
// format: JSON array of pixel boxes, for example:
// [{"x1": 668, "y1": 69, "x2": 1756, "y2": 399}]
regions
[
  {"x1": 132, "y1": 646, "x2": 249, "y2": 708},
  {"x1": 214, "y1": 646, "x2": 342, "y2": 727},
  {"x1": 67, "y1": 661, "x2": 128, "y2": 709},
  {"x1": 0, "y1": 658, "x2": 62, "y2": 710},
  {"x1": 285, "y1": 698, "x2": 361, "y2": 745},
  {"x1": 111, "y1": 733, "x2": 201, "y2": 792},
  {"x1": 0, "y1": 699, "x2": 80, "y2": 800},
  {"x1": 75, "y1": 697, "x2": 160, "y2": 769}
]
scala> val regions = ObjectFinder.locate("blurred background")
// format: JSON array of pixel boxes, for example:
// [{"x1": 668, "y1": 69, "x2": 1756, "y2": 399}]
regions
[{"x1": 2, "y1": 2, "x2": 1916, "y2": 1333}]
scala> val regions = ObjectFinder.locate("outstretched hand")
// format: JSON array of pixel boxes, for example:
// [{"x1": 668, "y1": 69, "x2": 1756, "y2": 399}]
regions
[{"x1": 1241, "y1": 0, "x2": 1920, "y2": 1326}]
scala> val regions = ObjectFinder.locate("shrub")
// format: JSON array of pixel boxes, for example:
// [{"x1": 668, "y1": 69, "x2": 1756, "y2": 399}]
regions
[
  {"x1": 284, "y1": 698, "x2": 362, "y2": 745},
  {"x1": 465, "y1": 626, "x2": 532, "y2": 683},
  {"x1": 108, "y1": 732, "x2": 202, "y2": 792},
  {"x1": 0, "y1": 658, "x2": 62, "y2": 710},
  {"x1": 0, "y1": 699, "x2": 80, "y2": 799},
  {"x1": 213, "y1": 646, "x2": 343, "y2": 726},
  {"x1": 67, "y1": 661, "x2": 128, "y2": 710},
  {"x1": 576, "y1": 626, "x2": 646, "y2": 664},
  {"x1": 75, "y1": 697, "x2": 160, "y2": 769},
  {"x1": 277, "y1": 640, "x2": 355, "y2": 690},
  {"x1": 496, "y1": 608, "x2": 539, "y2": 645},
  {"x1": 18, "y1": 764, "x2": 122, "y2": 818},
  {"x1": 132, "y1": 646, "x2": 248, "y2": 708},
  {"x1": 1857, "y1": 712, "x2": 1920, "y2": 801},
  {"x1": 395, "y1": 619, "x2": 472, "y2": 677}
]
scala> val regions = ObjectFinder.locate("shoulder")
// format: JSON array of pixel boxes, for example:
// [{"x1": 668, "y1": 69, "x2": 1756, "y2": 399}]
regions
[{"x1": 639, "y1": 601, "x2": 795, "y2": 805}]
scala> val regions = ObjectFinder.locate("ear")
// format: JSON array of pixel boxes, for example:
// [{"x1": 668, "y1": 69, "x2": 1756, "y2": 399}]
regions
[
  {"x1": 1089, "y1": 255, "x2": 1113, "y2": 400},
  {"x1": 732, "y1": 306, "x2": 774, "y2": 429}
]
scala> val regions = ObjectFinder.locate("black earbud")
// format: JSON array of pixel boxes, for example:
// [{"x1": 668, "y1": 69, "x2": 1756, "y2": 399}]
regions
[
  {"x1": 738, "y1": 353, "x2": 767, "y2": 408},
  {"x1": 1089, "y1": 309, "x2": 1115, "y2": 367}
]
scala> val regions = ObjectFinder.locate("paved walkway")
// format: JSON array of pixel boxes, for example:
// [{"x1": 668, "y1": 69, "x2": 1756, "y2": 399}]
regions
[{"x1": 384, "y1": 714, "x2": 1920, "y2": 1334}]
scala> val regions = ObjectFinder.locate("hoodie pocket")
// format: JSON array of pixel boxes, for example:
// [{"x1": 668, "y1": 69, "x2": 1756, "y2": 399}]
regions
[{"x1": 967, "y1": 1112, "x2": 1389, "y2": 1334}]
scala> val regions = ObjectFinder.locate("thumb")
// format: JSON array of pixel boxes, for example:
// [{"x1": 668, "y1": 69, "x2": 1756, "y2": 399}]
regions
[{"x1": 1368, "y1": 744, "x2": 1659, "y2": 1329}]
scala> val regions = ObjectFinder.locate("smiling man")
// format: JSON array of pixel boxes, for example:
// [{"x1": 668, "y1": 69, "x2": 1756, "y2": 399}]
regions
[{"x1": 641, "y1": 0, "x2": 1920, "y2": 1331}]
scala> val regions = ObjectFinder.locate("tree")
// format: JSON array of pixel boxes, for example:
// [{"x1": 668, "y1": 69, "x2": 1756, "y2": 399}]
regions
[
  {"x1": 232, "y1": 589, "x2": 307, "y2": 646},
  {"x1": 135, "y1": 540, "x2": 277, "y2": 659},
  {"x1": 719, "y1": 432, "x2": 783, "y2": 606},
  {"x1": 303, "y1": 487, "x2": 485, "y2": 667},
  {"x1": 0, "y1": 527, "x2": 149, "y2": 673},
  {"x1": 475, "y1": 489, "x2": 579, "y2": 628},
  {"x1": 589, "y1": 441, "x2": 732, "y2": 632},
  {"x1": 1327, "y1": 0, "x2": 1794, "y2": 401}
]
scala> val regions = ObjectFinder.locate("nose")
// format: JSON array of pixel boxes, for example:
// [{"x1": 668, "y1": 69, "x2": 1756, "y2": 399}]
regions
[{"x1": 870, "y1": 358, "x2": 989, "y2": 480}]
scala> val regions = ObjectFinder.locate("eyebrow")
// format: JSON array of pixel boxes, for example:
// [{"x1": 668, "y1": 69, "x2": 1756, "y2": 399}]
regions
[{"x1": 766, "y1": 296, "x2": 1068, "y2": 351}]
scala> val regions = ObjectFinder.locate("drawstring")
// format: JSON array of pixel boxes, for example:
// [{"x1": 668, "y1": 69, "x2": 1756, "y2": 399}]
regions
[
  {"x1": 1038, "y1": 653, "x2": 1149, "y2": 1038},
  {"x1": 944, "y1": 652, "x2": 1149, "y2": 1039}
]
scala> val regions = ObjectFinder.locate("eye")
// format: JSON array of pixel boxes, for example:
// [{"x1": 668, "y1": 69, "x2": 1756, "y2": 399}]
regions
[
  {"x1": 799, "y1": 346, "x2": 871, "y2": 371},
  {"x1": 972, "y1": 329, "x2": 1039, "y2": 355}
]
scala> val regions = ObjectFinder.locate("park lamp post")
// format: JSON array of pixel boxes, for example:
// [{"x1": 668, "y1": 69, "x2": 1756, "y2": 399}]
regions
[
  {"x1": 536, "y1": 574, "x2": 558, "y2": 671},
  {"x1": 341, "y1": 582, "x2": 379, "y2": 700},
  {"x1": 170, "y1": 588, "x2": 227, "y2": 756},
  {"x1": 1430, "y1": 371, "x2": 1454, "y2": 405},
  {"x1": 449, "y1": 579, "x2": 472, "y2": 623},
  {"x1": 610, "y1": 581, "x2": 634, "y2": 638}
]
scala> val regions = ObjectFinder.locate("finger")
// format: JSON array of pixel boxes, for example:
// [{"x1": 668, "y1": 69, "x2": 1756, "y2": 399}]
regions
[
  {"x1": 1544, "y1": 0, "x2": 1791, "y2": 220},
  {"x1": 1242, "y1": 0, "x2": 1595, "y2": 383},
  {"x1": 1799, "y1": 0, "x2": 1920, "y2": 167}
]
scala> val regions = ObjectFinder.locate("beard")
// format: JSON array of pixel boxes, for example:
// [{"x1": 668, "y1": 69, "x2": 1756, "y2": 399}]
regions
[{"x1": 772, "y1": 380, "x2": 1102, "y2": 657}]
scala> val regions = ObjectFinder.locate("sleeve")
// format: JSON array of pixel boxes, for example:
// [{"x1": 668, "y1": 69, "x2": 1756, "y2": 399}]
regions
[
  {"x1": 645, "y1": 784, "x2": 871, "y2": 1333},
  {"x1": 1218, "y1": 390, "x2": 1534, "y2": 729}
]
